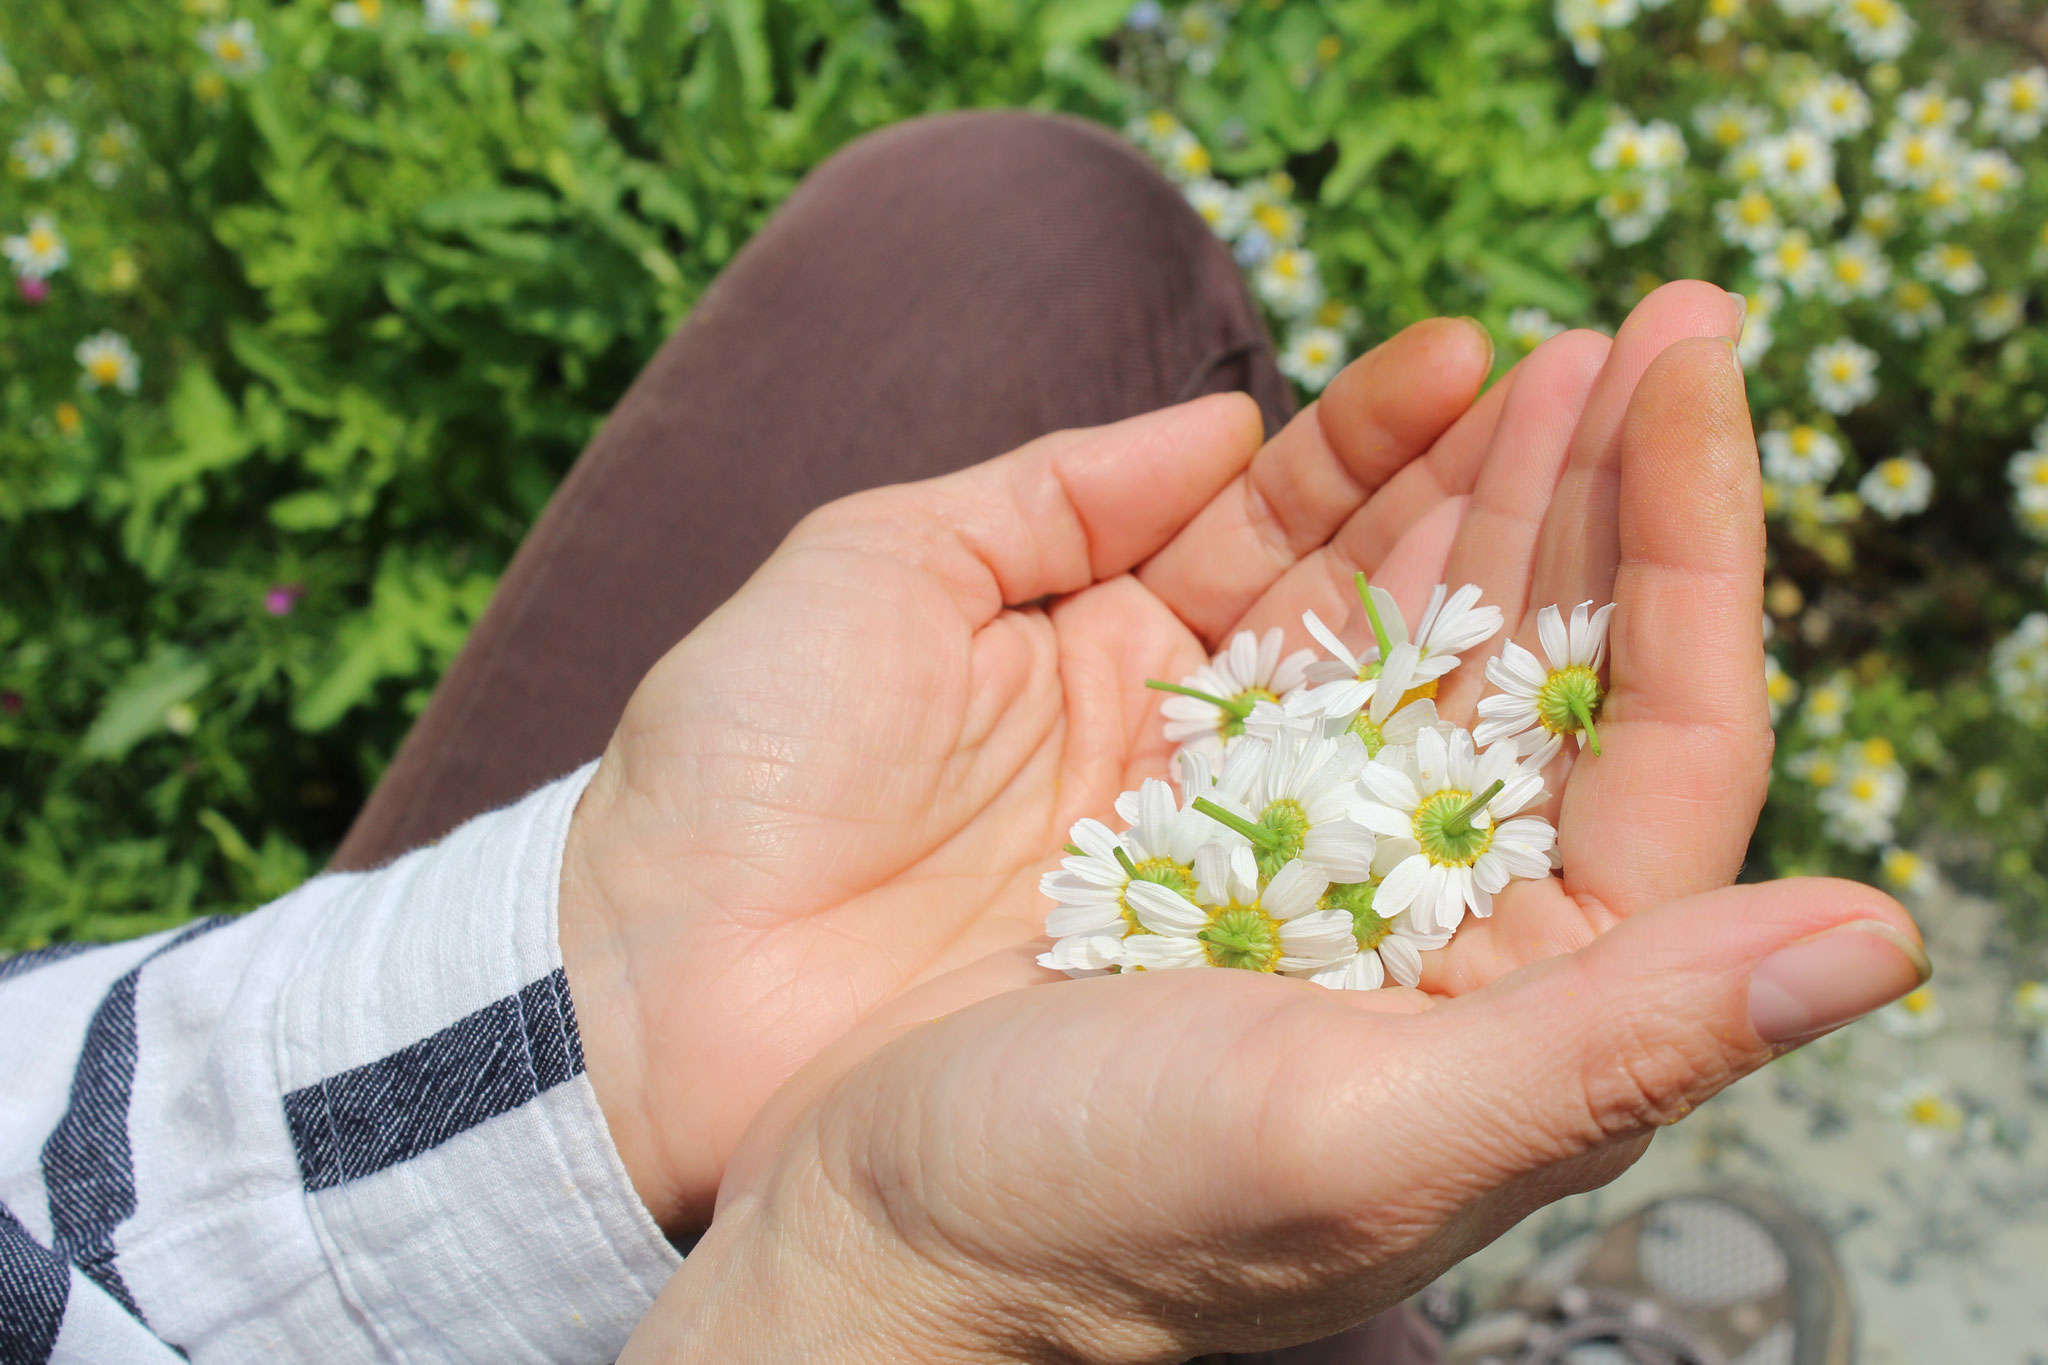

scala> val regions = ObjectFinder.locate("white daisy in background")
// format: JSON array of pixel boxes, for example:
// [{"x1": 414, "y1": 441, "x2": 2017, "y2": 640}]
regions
[
  {"x1": 199, "y1": 19, "x2": 266, "y2": 76},
  {"x1": 1964, "y1": 148, "x2": 2023, "y2": 211},
  {"x1": 1556, "y1": 0, "x2": 1606, "y2": 66},
  {"x1": 1121, "y1": 844, "x2": 1354, "y2": 976},
  {"x1": 1591, "y1": 117, "x2": 1686, "y2": 174},
  {"x1": 1197, "y1": 733, "x2": 1376, "y2": 882},
  {"x1": 333, "y1": 0, "x2": 384, "y2": 27},
  {"x1": 3, "y1": 213, "x2": 67, "y2": 279},
  {"x1": 425, "y1": 0, "x2": 500, "y2": 36},
  {"x1": 1857, "y1": 191, "x2": 1901, "y2": 237},
  {"x1": 1474, "y1": 600, "x2": 1618, "y2": 757},
  {"x1": 1916, "y1": 172, "x2": 1972, "y2": 231},
  {"x1": 1879, "y1": 1077, "x2": 1965, "y2": 1156},
  {"x1": 1917, "y1": 241, "x2": 1985, "y2": 293},
  {"x1": 1153, "y1": 628, "x2": 1316, "y2": 766},
  {"x1": 1878, "y1": 846, "x2": 1939, "y2": 897},
  {"x1": 1821, "y1": 234, "x2": 1890, "y2": 302},
  {"x1": 1308, "y1": 882, "x2": 1450, "y2": 991},
  {"x1": 1126, "y1": 109, "x2": 1189, "y2": 155},
  {"x1": 1757, "y1": 128, "x2": 1835, "y2": 199},
  {"x1": 1716, "y1": 186, "x2": 1783, "y2": 252},
  {"x1": 1807, "y1": 338, "x2": 1879, "y2": 414},
  {"x1": 1872, "y1": 123, "x2": 1957, "y2": 189},
  {"x1": 1355, "y1": 727, "x2": 1555, "y2": 935},
  {"x1": 1697, "y1": 0, "x2": 1745, "y2": 43},
  {"x1": 1695, "y1": 98, "x2": 1769, "y2": 151},
  {"x1": 1737, "y1": 284, "x2": 1780, "y2": 367},
  {"x1": 1243, "y1": 180, "x2": 1304, "y2": 247},
  {"x1": 1507, "y1": 306, "x2": 1567, "y2": 351},
  {"x1": 1858, "y1": 454, "x2": 1933, "y2": 518},
  {"x1": 1279, "y1": 326, "x2": 1346, "y2": 390},
  {"x1": 1159, "y1": 130, "x2": 1214, "y2": 183},
  {"x1": 1991, "y1": 612, "x2": 2048, "y2": 720},
  {"x1": 75, "y1": 331, "x2": 140, "y2": 393},
  {"x1": 1597, "y1": 178, "x2": 1671, "y2": 245},
  {"x1": 1897, "y1": 82, "x2": 1970, "y2": 132},
  {"x1": 2014, "y1": 980, "x2": 2048, "y2": 1030},
  {"x1": 1184, "y1": 178, "x2": 1248, "y2": 238},
  {"x1": 1765, "y1": 654, "x2": 1799, "y2": 724},
  {"x1": 1875, "y1": 983, "x2": 1944, "y2": 1038},
  {"x1": 1801, "y1": 673, "x2": 1852, "y2": 736},
  {"x1": 1037, "y1": 780, "x2": 1216, "y2": 971},
  {"x1": 86, "y1": 122, "x2": 135, "y2": 188},
  {"x1": 1756, "y1": 228, "x2": 1826, "y2": 296},
  {"x1": 1832, "y1": 0, "x2": 1913, "y2": 63},
  {"x1": 1166, "y1": 1, "x2": 1227, "y2": 74},
  {"x1": 1722, "y1": 138, "x2": 1770, "y2": 185},
  {"x1": 11, "y1": 116, "x2": 76, "y2": 179},
  {"x1": 1761, "y1": 423, "x2": 1845, "y2": 485},
  {"x1": 1885, "y1": 278, "x2": 1943, "y2": 337},
  {"x1": 1816, "y1": 737, "x2": 1906, "y2": 849},
  {"x1": 1973, "y1": 291, "x2": 2025, "y2": 341},
  {"x1": 1982, "y1": 67, "x2": 2048, "y2": 142},
  {"x1": 1255, "y1": 247, "x2": 1323, "y2": 317},
  {"x1": 1796, "y1": 72, "x2": 1872, "y2": 140}
]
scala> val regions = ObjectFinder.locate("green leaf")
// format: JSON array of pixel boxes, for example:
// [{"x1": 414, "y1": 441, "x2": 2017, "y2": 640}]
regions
[
  {"x1": 81, "y1": 649, "x2": 212, "y2": 761},
  {"x1": 416, "y1": 188, "x2": 563, "y2": 234},
  {"x1": 268, "y1": 490, "x2": 348, "y2": 531}
]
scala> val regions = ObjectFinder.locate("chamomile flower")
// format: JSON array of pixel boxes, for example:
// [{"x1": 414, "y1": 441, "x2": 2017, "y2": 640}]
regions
[
  {"x1": 1897, "y1": 82, "x2": 1970, "y2": 133},
  {"x1": 1802, "y1": 674, "x2": 1851, "y2": 736},
  {"x1": 1765, "y1": 654, "x2": 1799, "y2": 724},
  {"x1": 1878, "y1": 847, "x2": 1938, "y2": 897},
  {"x1": 1875, "y1": 983, "x2": 1943, "y2": 1036},
  {"x1": 1592, "y1": 118, "x2": 1686, "y2": 174},
  {"x1": 1795, "y1": 73, "x2": 1872, "y2": 140},
  {"x1": 1760, "y1": 423, "x2": 1845, "y2": 486},
  {"x1": 1354, "y1": 727, "x2": 1555, "y2": 935},
  {"x1": 75, "y1": 331, "x2": 139, "y2": 394},
  {"x1": 1279, "y1": 326, "x2": 1346, "y2": 390},
  {"x1": 1507, "y1": 306, "x2": 1567, "y2": 351},
  {"x1": 1973, "y1": 291, "x2": 2025, "y2": 341},
  {"x1": 1256, "y1": 247, "x2": 1323, "y2": 317},
  {"x1": 1184, "y1": 178, "x2": 1248, "y2": 238},
  {"x1": 1695, "y1": 98, "x2": 1769, "y2": 150},
  {"x1": 1197, "y1": 732, "x2": 1377, "y2": 882},
  {"x1": 11, "y1": 116, "x2": 76, "y2": 178},
  {"x1": 1816, "y1": 740, "x2": 1905, "y2": 849},
  {"x1": 1697, "y1": 0, "x2": 1745, "y2": 43},
  {"x1": 1597, "y1": 178, "x2": 1671, "y2": 246},
  {"x1": 1125, "y1": 110, "x2": 1188, "y2": 154},
  {"x1": 1556, "y1": 0, "x2": 1606, "y2": 66},
  {"x1": 1872, "y1": 123, "x2": 1957, "y2": 189},
  {"x1": 1296, "y1": 629, "x2": 1442, "y2": 758},
  {"x1": 2014, "y1": 980, "x2": 2048, "y2": 1030},
  {"x1": 1832, "y1": 0, "x2": 1913, "y2": 63},
  {"x1": 1886, "y1": 278, "x2": 1943, "y2": 337},
  {"x1": 1155, "y1": 628, "x2": 1316, "y2": 765},
  {"x1": 1991, "y1": 612, "x2": 2048, "y2": 721},
  {"x1": 333, "y1": 0, "x2": 384, "y2": 26},
  {"x1": 1757, "y1": 129, "x2": 1835, "y2": 198},
  {"x1": 1756, "y1": 229, "x2": 1826, "y2": 296},
  {"x1": 1821, "y1": 234, "x2": 1890, "y2": 302},
  {"x1": 1917, "y1": 242, "x2": 1985, "y2": 294},
  {"x1": 1038, "y1": 780, "x2": 1217, "y2": 969},
  {"x1": 85, "y1": 122, "x2": 134, "y2": 188},
  {"x1": 1807, "y1": 338, "x2": 1878, "y2": 414},
  {"x1": 1879, "y1": 1077, "x2": 1964, "y2": 1156},
  {"x1": 1857, "y1": 191, "x2": 1901, "y2": 238},
  {"x1": 1159, "y1": 130, "x2": 1214, "y2": 182},
  {"x1": 3, "y1": 213, "x2": 67, "y2": 279},
  {"x1": 198, "y1": 19, "x2": 266, "y2": 76},
  {"x1": 1964, "y1": 149, "x2": 2022, "y2": 211},
  {"x1": 1121, "y1": 844, "x2": 1354, "y2": 975},
  {"x1": 1981, "y1": 67, "x2": 2048, "y2": 142},
  {"x1": 1858, "y1": 454, "x2": 1933, "y2": 518},
  {"x1": 1307, "y1": 884, "x2": 1450, "y2": 991},
  {"x1": 1716, "y1": 186, "x2": 1784, "y2": 252},
  {"x1": 425, "y1": 0, "x2": 499, "y2": 36},
  {"x1": 1242, "y1": 183, "x2": 1304, "y2": 248},
  {"x1": 1474, "y1": 601, "x2": 1618, "y2": 757}
]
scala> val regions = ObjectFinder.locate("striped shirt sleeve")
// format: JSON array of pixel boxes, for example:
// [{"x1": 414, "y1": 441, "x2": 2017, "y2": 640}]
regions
[{"x1": 0, "y1": 763, "x2": 682, "y2": 1364}]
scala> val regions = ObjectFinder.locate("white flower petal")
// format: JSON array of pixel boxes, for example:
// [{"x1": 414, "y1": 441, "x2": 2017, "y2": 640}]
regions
[
  {"x1": 1125, "y1": 880, "x2": 1207, "y2": 935},
  {"x1": 1123, "y1": 933, "x2": 1208, "y2": 970},
  {"x1": 1263, "y1": 859, "x2": 1330, "y2": 919},
  {"x1": 1374, "y1": 854, "x2": 1430, "y2": 915},
  {"x1": 1537, "y1": 604, "x2": 1570, "y2": 671},
  {"x1": 1377, "y1": 935, "x2": 1423, "y2": 987},
  {"x1": 1302, "y1": 609, "x2": 1360, "y2": 674}
]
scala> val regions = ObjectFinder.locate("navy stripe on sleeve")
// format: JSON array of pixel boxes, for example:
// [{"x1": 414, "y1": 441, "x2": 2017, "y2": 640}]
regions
[
  {"x1": 0, "y1": 943, "x2": 96, "y2": 987},
  {"x1": 0, "y1": 1202, "x2": 69, "y2": 1365},
  {"x1": 283, "y1": 967, "x2": 588, "y2": 1192}
]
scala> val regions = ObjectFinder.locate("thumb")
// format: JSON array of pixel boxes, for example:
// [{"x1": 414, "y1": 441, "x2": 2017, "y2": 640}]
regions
[{"x1": 1428, "y1": 877, "x2": 1929, "y2": 1177}]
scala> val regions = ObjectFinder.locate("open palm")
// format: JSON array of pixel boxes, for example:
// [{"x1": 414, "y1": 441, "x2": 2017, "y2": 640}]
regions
[{"x1": 561, "y1": 282, "x2": 1752, "y2": 1232}]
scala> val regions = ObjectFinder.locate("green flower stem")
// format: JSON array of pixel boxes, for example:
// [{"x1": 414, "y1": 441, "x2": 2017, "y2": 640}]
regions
[
  {"x1": 1442, "y1": 779, "x2": 1506, "y2": 838},
  {"x1": 1355, "y1": 571, "x2": 1394, "y2": 658},
  {"x1": 1145, "y1": 679, "x2": 1254, "y2": 719},
  {"x1": 1064, "y1": 842, "x2": 1085, "y2": 857},
  {"x1": 1113, "y1": 846, "x2": 1140, "y2": 878},
  {"x1": 1192, "y1": 797, "x2": 1283, "y2": 849},
  {"x1": 1570, "y1": 697, "x2": 1603, "y2": 755}
]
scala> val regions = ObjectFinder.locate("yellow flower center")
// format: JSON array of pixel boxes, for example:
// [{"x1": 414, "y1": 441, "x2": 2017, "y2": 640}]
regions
[
  {"x1": 218, "y1": 37, "x2": 246, "y2": 62},
  {"x1": 1849, "y1": 775, "x2": 1879, "y2": 802},
  {"x1": 90, "y1": 354, "x2": 122, "y2": 383},
  {"x1": 1900, "y1": 985, "x2": 1935, "y2": 1015},
  {"x1": 1883, "y1": 462, "x2": 1912, "y2": 489},
  {"x1": 55, "y1": 402, "x2": 81, "y2": 435}
]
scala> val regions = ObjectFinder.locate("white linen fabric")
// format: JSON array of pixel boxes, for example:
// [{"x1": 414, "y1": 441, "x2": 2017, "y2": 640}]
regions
[{"x1": 0, "y1": 762, "x2": 682, "y2": 1363}]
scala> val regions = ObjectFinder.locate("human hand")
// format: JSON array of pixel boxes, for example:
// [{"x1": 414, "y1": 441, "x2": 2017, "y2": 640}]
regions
[{"x1": 558, "y1": 314, "x2": 1524, "y2": 1231}]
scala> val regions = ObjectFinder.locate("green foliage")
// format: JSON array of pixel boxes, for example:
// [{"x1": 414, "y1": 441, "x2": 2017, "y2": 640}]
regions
[{"x1": 5, "y1": 0, "x2": 2045, "y2": 950}]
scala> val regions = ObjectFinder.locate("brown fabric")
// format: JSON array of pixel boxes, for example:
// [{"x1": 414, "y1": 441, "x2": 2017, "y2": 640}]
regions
[
  {"x1": 328, "y1": 107, "x2": 1439, "y2": 1365},
  {"x1": 334, "y1": 109, "x2": 1291, "y2": 871}
]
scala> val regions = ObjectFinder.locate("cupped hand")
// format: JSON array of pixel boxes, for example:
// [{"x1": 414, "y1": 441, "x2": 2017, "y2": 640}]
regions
[
  {"x1": 621, "y1": 874, "x2": 1925, "y2": 1364},
  {"x1": 560, "y1": 315, "x2": 1521, "y2": 1231}
]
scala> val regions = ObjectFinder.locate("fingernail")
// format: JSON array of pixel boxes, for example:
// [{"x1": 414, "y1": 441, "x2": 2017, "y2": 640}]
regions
[
  {"x1": 1718, "y1": 335, "x2": 1745, "y2": 377},
  {"x1": 1748, "y1": 921, "x2": 1932, "y2": 1045},
  {"x1": 1724, "y1": 288, "x2": 1749, "y2": 338},
  {"x1": 1456, "y1": 315, "x2": 1496, "y2": 371}
]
